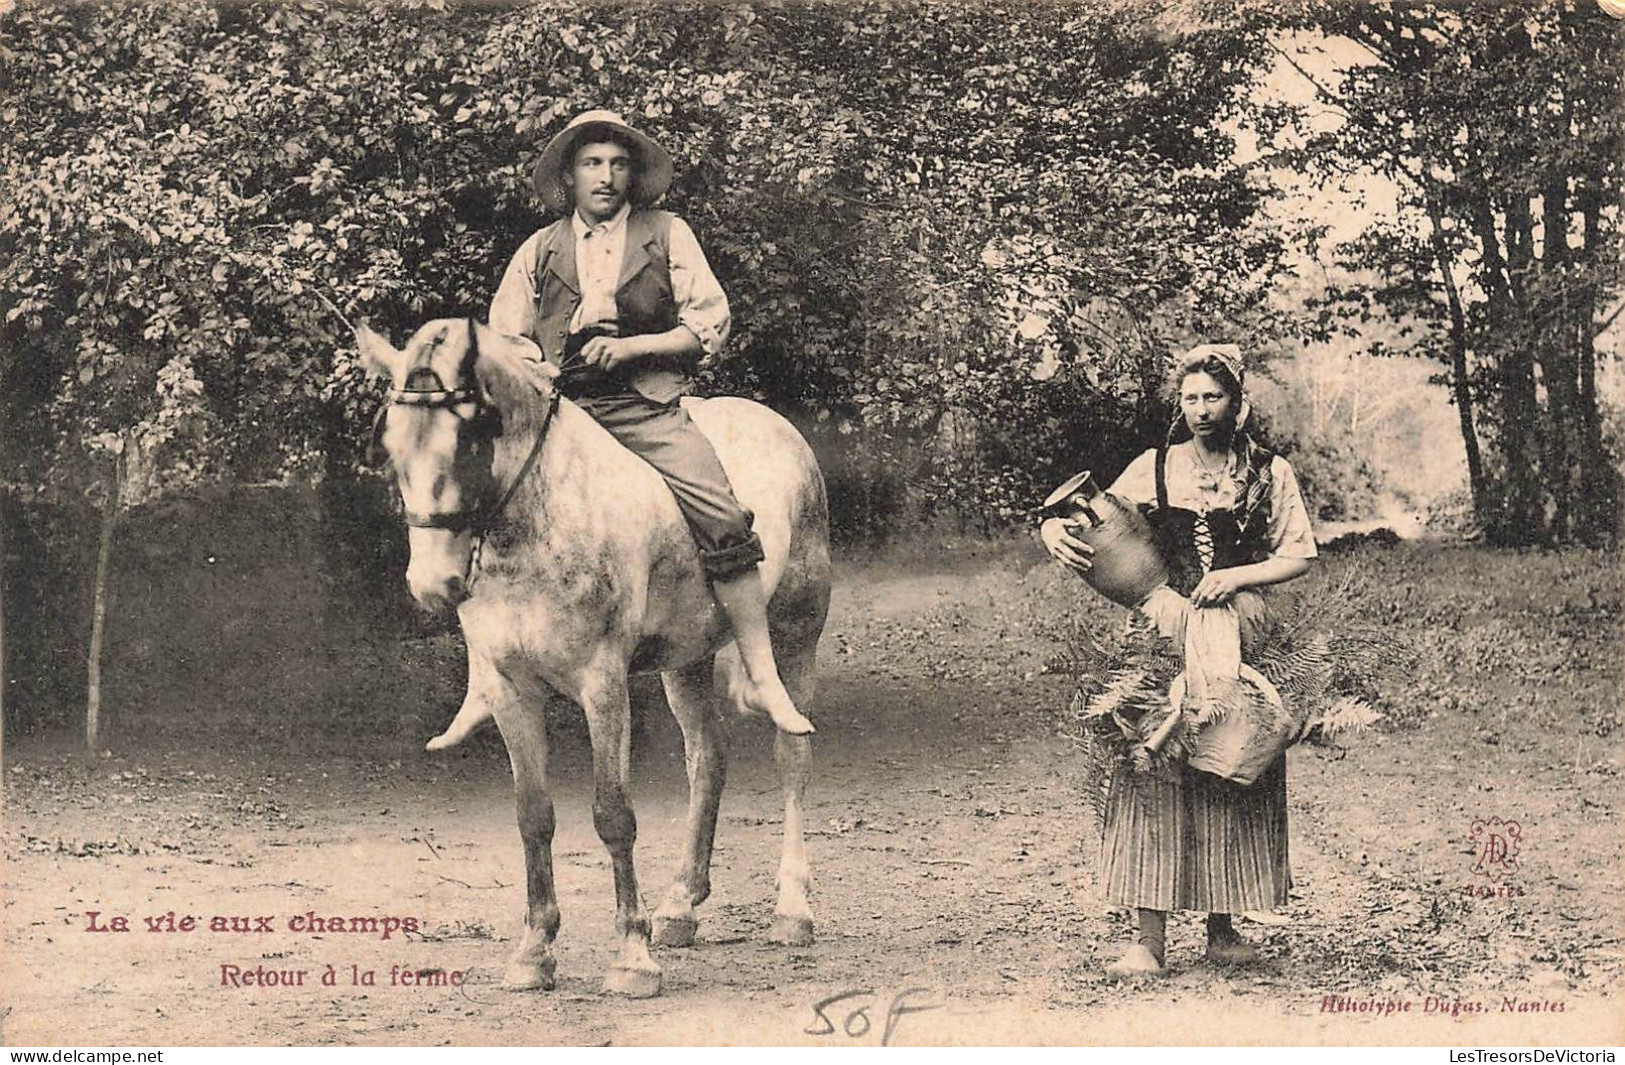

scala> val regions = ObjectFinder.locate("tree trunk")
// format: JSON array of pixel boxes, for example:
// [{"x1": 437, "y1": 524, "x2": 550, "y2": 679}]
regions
[
  {"x1": 85, "y1": 446, "x2": 124, "y2": 755},
  {"x1": 1539, "y1": 166, "x2": 1580, "y2": 542},
  {"x1": 1471, "y1": 193, "x2": 1543, "y2": 545},
  {"x1": 1505, "y1": 193, "x2": 1550, "y2": 543},
  {"x1": 1577, "y1": 177, "x2": 1618, "y2": 544},
  {"x1": 1424, "y1": 193, "x2": 1492, "y2": 535}
]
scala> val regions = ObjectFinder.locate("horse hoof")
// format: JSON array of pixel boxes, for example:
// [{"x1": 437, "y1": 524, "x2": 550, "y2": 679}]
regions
[
  {"x1": 768, "y1": 915, "x2": 815, "y2": 947},
  {"x1": 502, "y1": 958, "x2": 557, "y2": 992},
  {"x1": 652, "y1": 912, "x2": 698, "y2": 948},
  {"x1": 603, "y1": 963, "x2": 662, "y2": 998}
]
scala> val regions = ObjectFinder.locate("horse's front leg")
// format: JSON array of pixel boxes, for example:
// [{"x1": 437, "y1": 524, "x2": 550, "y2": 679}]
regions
[
  {"x1": 652, "y1": 657, "x2": 728, "y2": 947},
  {"x1": 493, "y1": 699, "x2": 561, "y2": 991},
  {"x1": 581, "y1": 663, "x2": 662, "y2": 997}
]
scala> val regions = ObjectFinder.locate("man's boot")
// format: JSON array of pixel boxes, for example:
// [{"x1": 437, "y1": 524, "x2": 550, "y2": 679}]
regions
[{"x1": 710, "y1": 568, "x2": 815, "y2": 735}]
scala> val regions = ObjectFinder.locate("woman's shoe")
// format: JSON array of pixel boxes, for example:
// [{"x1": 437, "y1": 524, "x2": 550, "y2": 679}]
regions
[
  {"x1": 1105, "y1": 943, "x2": 1167, "y2": 979},
  {"x1": 1205, "y1": 935, "x2": 1262, "y2": 966}
]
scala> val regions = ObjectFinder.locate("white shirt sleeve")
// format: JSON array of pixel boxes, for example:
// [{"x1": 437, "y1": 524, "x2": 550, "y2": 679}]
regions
[
  {"x1": 1106, "y1": 449, "x2": 1159, "y2": 508},
  {"x1": 667, "y1": 216, "x2": 731, "y2": 360},
  {"x1": 1267, "y1": 456, "x2": 1318, "y2": 559},
  {"x1": 489, "y1": 232, "x2": 542, "y2": 344}
]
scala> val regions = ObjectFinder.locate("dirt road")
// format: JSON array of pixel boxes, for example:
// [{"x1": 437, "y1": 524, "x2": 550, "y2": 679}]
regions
[{"x1": 3, "y1": 544, "x2": 1621, "y2": 1045}]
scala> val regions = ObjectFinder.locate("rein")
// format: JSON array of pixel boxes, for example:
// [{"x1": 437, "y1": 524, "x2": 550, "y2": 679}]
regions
[{"x1": 376, "y1": 354, "x2": 561, "y2": 589}]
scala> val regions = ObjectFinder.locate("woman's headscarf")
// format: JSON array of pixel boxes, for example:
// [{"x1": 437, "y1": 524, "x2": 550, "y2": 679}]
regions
[
  {"x1": 1165, "y1": 343, "x2": 1252, "y2": 443},
  {"x1": 1165, "y1": 343, "x2": 1274, "y2": 546}
]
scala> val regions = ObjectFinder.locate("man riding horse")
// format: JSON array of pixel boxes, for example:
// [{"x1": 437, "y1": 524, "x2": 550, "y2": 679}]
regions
[{"x1": 488, "y1": 109, "x2": 813, "y2": 738}]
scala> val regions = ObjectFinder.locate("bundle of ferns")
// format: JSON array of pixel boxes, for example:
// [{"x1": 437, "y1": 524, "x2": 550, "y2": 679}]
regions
[{"x1": 1065, "y1": 564, "x2": 1396, "y2": 828}]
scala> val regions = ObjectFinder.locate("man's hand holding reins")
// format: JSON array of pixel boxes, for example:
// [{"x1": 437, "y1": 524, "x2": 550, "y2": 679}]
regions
[
  {"x1": 580, "y1": 325, "x2": 706, "y2": 374},
  {"x1": 579, "y1": 335, "x2": 638, "y2": 372}
]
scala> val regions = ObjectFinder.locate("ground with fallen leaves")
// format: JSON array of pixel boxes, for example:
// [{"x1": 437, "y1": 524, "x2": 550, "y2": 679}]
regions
[{"x1": 2, "y1": 539, "x2": 1620, "y2": 1045}]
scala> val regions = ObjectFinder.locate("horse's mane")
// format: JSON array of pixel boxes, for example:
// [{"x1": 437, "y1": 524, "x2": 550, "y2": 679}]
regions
[
  {"x1": 466, "y1": 318, "x2": 647, "y2": 468},
  {"x1": 469, "y1": 320, "x2": 556, "y2": 442}
]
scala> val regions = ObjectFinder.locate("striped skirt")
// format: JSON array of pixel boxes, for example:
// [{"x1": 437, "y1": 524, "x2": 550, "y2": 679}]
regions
[{"x1": 1099, "y1": 754, "x2": 1290, "y2": 913}]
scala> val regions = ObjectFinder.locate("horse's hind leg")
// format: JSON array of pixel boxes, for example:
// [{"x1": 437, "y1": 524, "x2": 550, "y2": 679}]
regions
[
  {"x1": 581, "y1": 668, "x2": 662, "y2": 998},
  {"x1": 769, "y1": 641, "x2": 817, "y2": 947},
  {"x1": 653, "y1": 657, "x2": 728, "y2": 948},
  {"x1": 493, "y1": 701, "x2": 561, "y2": 991}
]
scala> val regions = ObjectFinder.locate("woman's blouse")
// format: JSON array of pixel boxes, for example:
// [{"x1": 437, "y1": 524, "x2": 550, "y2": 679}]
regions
[{"x1": 1108, "y1": 442, "x2": 1318, "y2": 561}]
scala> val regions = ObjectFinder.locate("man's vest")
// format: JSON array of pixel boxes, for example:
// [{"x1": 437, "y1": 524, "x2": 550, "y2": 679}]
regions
[{"x1": 528, "y1": 208, "x2": 691, "y2": 404}]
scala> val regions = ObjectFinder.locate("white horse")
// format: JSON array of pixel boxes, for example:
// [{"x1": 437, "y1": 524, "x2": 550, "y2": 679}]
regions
[{"x1": 360, "y1": 318, "x2": 829, "y2": 997}]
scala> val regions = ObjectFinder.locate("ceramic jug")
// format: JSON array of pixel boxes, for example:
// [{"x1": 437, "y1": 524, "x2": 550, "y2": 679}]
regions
[{"x1": 1043, "y1": 470, "x2": 1170, "y2": 609}]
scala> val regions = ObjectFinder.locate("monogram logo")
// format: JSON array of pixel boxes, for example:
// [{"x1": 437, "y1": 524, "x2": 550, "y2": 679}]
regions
[{"x1": 1469, "y1": 817, "x2": 1522, "y2": 880}]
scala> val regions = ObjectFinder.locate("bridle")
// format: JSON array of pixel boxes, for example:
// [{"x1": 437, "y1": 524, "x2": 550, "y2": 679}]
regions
[{"x1": 372, "y1": 323, "x2": 561, "y2": 584}]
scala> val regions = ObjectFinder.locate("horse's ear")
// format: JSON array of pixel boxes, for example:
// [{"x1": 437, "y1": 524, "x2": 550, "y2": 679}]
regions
[
  {"x1": 355, "y1": 322, "x2": 402, "y2": 382},
  {"x1": 470, "y1": 321, "x2": 557, "y2": 412}
]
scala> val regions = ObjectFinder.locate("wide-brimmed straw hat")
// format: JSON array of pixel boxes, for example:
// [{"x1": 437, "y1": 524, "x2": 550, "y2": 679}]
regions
[{"x1": 530, "y1": 109, "x2": 674, "y2": 214}]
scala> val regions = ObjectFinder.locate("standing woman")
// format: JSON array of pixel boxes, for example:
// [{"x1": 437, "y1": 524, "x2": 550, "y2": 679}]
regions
[{"x1": 1041, "y1": 344, "x2": 1318, "y2": 976}]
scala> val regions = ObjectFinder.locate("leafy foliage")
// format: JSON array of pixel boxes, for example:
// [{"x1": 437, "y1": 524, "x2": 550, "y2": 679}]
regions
[
  {"x1": 1264, "y1": 0, "x2": 1625, "y2": 545},
  {"x1": 6, "y1": 0, "x2": 1612, "y2": 545},
  {"x1": 0, "y1": 0, "x2": 1295, "y2": 533},
  {"x1": 1063, "y1": 568, "x2": 1398, "y2": 829}
]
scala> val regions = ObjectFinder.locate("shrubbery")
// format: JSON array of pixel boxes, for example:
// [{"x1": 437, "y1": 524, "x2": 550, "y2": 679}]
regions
[
  {"x1": 1, "y1": 0, "x2": 1295, "y2": 535},
  {"x1": 1280, "y1": 433, "x2": 1388, "y2": 523}
]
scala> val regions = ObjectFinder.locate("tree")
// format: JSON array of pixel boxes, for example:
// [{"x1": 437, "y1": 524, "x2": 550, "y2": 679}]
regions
[
  {"x1": 1274, "y1": 0, "x2": 1623, "y2": 545},
  {"x1": 3, "y1": 0, "x2": 1293, "y2": 539}
]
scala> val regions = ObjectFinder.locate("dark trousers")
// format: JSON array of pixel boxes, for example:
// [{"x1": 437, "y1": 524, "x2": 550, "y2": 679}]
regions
[{"x1": 569, "y1": 388, "x2": 766, "y2": 580}]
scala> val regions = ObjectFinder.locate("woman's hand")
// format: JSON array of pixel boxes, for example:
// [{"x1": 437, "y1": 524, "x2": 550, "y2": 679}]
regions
[
  {"x1": 1190, "y1": 568, "x2": 1246, "y2": 607},
  {"x1": 1193, "y1": 556, "x2": 1312, "y2": 606},
  {"x1": 1041, "y1": 517, "x2": 1094, "y2": 574}
]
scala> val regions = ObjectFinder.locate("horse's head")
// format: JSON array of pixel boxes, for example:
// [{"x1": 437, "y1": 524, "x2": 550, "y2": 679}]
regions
[{"x1": 358, "y1": 318, "x2": 558, "y2": 614}]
